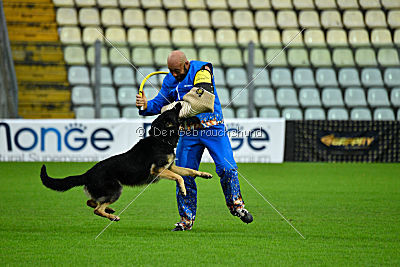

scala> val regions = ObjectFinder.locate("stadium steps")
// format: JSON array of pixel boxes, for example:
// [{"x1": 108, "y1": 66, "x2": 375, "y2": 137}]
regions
[{"x1": 4, "y1": 1, "x2": 73, "y2": 119}]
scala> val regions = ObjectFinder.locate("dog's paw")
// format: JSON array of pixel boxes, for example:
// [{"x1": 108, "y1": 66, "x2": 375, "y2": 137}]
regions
[
  {"x1": 110, "y1": 216, "x2": 120, "y2": 222},
  {"x1": 198, "y1": 172, "x2": 213, "y2": 179},
  {"x1": 179, "y1": 188, "x2": 187, "y2": 196}
]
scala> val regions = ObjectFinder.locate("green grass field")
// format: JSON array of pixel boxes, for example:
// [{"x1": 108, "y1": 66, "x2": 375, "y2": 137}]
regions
[{"x1": 0, "y1": 162, "x2": 399, "y2": 266}]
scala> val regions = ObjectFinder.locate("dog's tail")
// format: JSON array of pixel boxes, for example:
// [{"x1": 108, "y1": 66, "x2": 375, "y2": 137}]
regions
[{"x1": 40, "y1": 165, "x2": 86, "y2": 192}]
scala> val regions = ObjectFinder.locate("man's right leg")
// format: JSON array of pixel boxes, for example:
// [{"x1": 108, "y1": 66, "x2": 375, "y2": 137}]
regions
[{"x1": 173, "y1": 134, "x2": 204, "y2": 231}]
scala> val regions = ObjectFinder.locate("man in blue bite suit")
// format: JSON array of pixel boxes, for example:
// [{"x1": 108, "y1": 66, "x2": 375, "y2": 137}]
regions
[{"x1": 136, "y1": 50, "x2": 253, "y2": 231}]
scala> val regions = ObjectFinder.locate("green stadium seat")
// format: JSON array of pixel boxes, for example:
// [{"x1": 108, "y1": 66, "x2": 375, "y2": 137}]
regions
[
  {"x1": 56, "y1": 8, "x2": 78, "y2": 25},
  {"x1": 156, "y1": 67, "x2": 168, "y2": 84},
  {"x1": 71, "y1": 86, "x2": 94, "y2": 105},
  {"x1": 141, "y1": 0, "x2": 162, "y2": 8},
  {"x1": 365, "y1": 10, "x2": 387, "y2": 28},
  {"x1": 360, "y1": 0, "x2": 381, "y2": 9},
  {"x1": 178, "y1": 47, "x2": 197, "y2": 60},
  {"x1": 260, "y1": 30, "x2": 281, "y2": 47},
  {"x1": 86, "y1": 46, "x2": 108, "y2": 65},
  {"x1": 266, "y1": 48, "x2": 287, "y2": 66},
  {"x1": 207, "y1": 0, "x2": 228, "y2": 9},
  {"x1": 216, "y1": 29, "x2": 237, "y2": 47},
  {"x1": 82, "y1": 27, "x2": 103, "y2": 45},
  {"x1": 101, "y1": 107, "x2": 120, "y2": 118},
  {"x1": 327, "y1": 29, "x2": 348, "y2": 46},
  {"x1": 282, "y1": 108, "x2": 303, "y2": 120},
  {"x1": 109, "y1": 47, "x2": 130, "y2": 65},
  {"x1": 59, "y1": 27, "x2": 82, "y2": 44},
  {"x1": 294, "y1": 68, "x2": 315, "y2": 87},
  {"x1": 54, "y1": 0, "x2": 74, "y2": 6},
  {"x1": 131, "y1": 47, "x2": 153, "y2": 66},
  {"x1": 305, "y1": 108, "x2": 326, "y2": 120},
  {"x1": 194, "y1": 29, "x2": 215, "y2": 47},
  {"x1": 391, "y1": 88, "x2": 400, "y2": 106},
  {"x1": 299, "y1": 10, "x2": 320, "y2": 28},
  {"x1": 100, "y1": 86, "x2": 117, "y2": 105},
  {"x1": 189, "y1": 10, "x2": 211, "y2": 28},
  {"x1": 348, "y1": 29, "x2": 370, "y2": 47},
  {"x1": 388, "y1": 10, "x2": 400, "y2": 29},
  {"x1": 167, "y1": 9, "x2": 189, "y2": 28},
  {"x1": 223, "y1": 108, "x2": 235, "y2": 118},
  {"x1": 228, "y1": 0, "x2": 249, "y2": 9},
  {"x1": 304, "y1": 30, "x2": 326, "y2": 47},
  {"x1": 163, "y1": 0, "x2": 184, "y2": 9},
  {"x1": 101, "y1": 9, "x2": 122, "y2": 27},
  {"x1": 282, "y1": 29, "x2": 304, "y2": 47},
  {"x1": 243, "y1": 48, "x2": 264, "y2": 67},
  {"x1": 97, "y1": 0, "x2": 118, "y2": 7},
  {"x1": 361, "y1": 68, "x2": 384, "y2": 87},
  {"x1": 327, "y1": 108, "x2": 349, "y2": 120},
  {"x1": 368, "y1": 88, "x2": 390, "y2": 107},
  {"x1": 250, "y1": 0, "x2": 271, "y2": 10},
  {"x1": 345, "y1": 87, "x2": 367, "y2": 107},
  {"x1": 316, "y1": 68, "x2": 338, "y2": 87},
  {"x1": 68, "y1": 66, "x2": 90, "y2": 85},
  {"x1": 184, "y1": 0, "x2": 206, "y2": 9},
  {"x1": 199, "y1": 48, "x2": 221, "y2": 66},
  {"x1": 385, "y1": 69, "x2": 400, "y2": 87},
  {"x1": 75, "y1": 0, "x2": 95, "y2": 7},
  {"x1": 343, "y1": 10, "x2": 365, "y2": 29},
  {"x1": 217, "y1": 87, "x2": 230, "y2": 106},
  {"x1": 271, "y1": 0, "x2": 293, "y2": 9},
  {"x1": 288, "y1": 48, "x2": 310, "y2": 67},
  {"x1": 276, "y1": 87, "x2": 299, "y2": 107},
  {"x1": 277, "y1": 10, "x2": 298, "y2": 29},
  {"x1": 118, "y1": 87, "x2": 136, "y2": 106},
  {"x1": 154, "y1": 47, "x2": 173, "y2": 67},
  {"x1": 339, "y1": 68, "x2": 361, "y2": 87},
  {"x1": 145, "y1": 9, "x2": 167, "y2": 28},
  {"x1": 355, "y1": 48, "x2": 377, "y2": 67},
  {"x1": 310, "y1": 48, "x2": 332, "y2": 67},
  {"x1": 238, "y1": 29, "x2": 259, "y2": 47},
  {"x1": 382, "y1": 0, "x2": 400, "y2": 9},
  {"x1": 255, "y1": 11, "x2": 276, "y2": 29},
  {"x1": 254, "y1": 88, "x2": 275, "y2": 107},
  {"x1": 75, "y1": 106, "x2": 95, "y2": 119},
  {"x1": 350, "y1": 108, "x2": 372, "y2": 120},
  {"x1": 252, "y1": 68, "x2": 270, "y2": 86},
  {"x1": 377, "y1": 48, "x2": 400, "y2": 67},
  {"x1": 374, "y1": 108, "x2": 395, "y2": 120},
  {"x1": 371, "y1": 29, "x2": 392, "y2": 47},
  {"x1": 105, "y1": 27, "x2": 126, "y2": 45},
  {"x1": 122, "y1": 107, "x2": 143, "y2": 118},
  {"x1": 127, "y1": 28, "x2": 149, "y2": 46},
  {"x1": 172, "y1": 28, "x2": 193, "y2": 47},
  {"x1": 271, "y1": 68, "x2": 292, "y2": 87},
  {"x1": 315, "y1": 0, "x2": 337, "y2": 9},
  {"x1": 332, "y1": 48, "x2": 355, "y2": 67},
  {"x1": 322, "y1": 88, "x2": 344, "y2": 107},
  {"x1": 90, "y1": 67, "x2": 113, "y2": 85},
  {"x1": 233, "y1": 10, "x2": 254, "y2": 28},
  {"x1": 259, "y1": 108, "x2": 280, "y2": 118},
  {"x1": 150, "y1": 28, "x2": 171, "y2": 47},
  {"x1": 213, "y1": 68, "x2": 226, "y2": 86},
  {"x1": 226, "y1": 68, "x2": 247, "y2": 87},
  {"x1": 211, "y1": 10, "x2": 232, "y2": 28},
  {"x1": 79, "y1": 8, "x2": 100, "y2": 26},
  {"x1": 64, "y1": 46, "x2": 86, "y2": 65},
  {"x1": 114, "y1": 67, "x2": 135, "y2": 86},
  {"x1": 236, "y1": 107, "x2": 254, "y2": 118},
  {"x1": 293, "y1": 0, "x2": 315, "y2": 9},
  {"x1": 136, "y1": 67, "x2": 158, "y2": 86},
  {"x1": 231, "y1": 87, "x2": 248, "y2": 107},
  {"x1": 123, "y1": 9, "x2": 145, "y2": 27},
  {"x1": 299, "y1": 88, "x2": 321, "y2": 107},
  {"x1": 321, "y1": 10, "x2": 342, "y2": 29}
]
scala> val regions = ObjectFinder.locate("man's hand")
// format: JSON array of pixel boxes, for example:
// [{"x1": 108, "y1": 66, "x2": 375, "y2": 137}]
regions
[{"x1": 136, "y1": 91, "x2": 148, "y2": 110}]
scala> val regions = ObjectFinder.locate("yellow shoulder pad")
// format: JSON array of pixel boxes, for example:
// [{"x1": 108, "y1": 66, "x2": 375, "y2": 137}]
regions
[{"x1": 194, "y1": 69, "x2": 212, "y2": 86}]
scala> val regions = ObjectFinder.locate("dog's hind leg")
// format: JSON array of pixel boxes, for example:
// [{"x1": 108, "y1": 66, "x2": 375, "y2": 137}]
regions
[
  {"x1": 87, "y1": 199, "x2": 115, "y2": 214},
  {"x1": 94, "y1": 203, "x2": 120, "y2": 221}
]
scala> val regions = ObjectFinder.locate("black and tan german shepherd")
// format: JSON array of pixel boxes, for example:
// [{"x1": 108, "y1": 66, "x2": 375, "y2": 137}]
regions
[{"x1": 40, "y1": 103, "x2": 212, "y2": 221}]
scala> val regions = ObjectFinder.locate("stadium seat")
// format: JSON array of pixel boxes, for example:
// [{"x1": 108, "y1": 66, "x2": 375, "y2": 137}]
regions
[
  {"x1": 391, "y1": 88, "x2": 400, "y2": 106},
  {"x1": 213, "y1": 68, "x2": 226, "y2": 86},
  {"x1": 382, "y1": 0, "x2": 400, "y2": 9},
  {"x1": 271, "y1": 68, "x2": 292, "y2": 87},
  {"x1": 260, "y1": 30, "x2": 281, "y2": 47},
  {"x1": 101, "y1": 9, "x2": 122, "y2": 27},
  {"x1": 327, "y1": 29, "x2": 348, "y2": 47},
  {"x1": 136, "y1": 67, "x2": 158, "y2": 86},
  {"x1": 337, "y1": 0, "x2": 359, "y2": 9},
  {"x1": 223, "y1": 108, "x2": 235, "y2": 118},
  {"x1": 304, "y1": 30, "x2": 326, "y2": 47},
  {"x1": 56, "y1": 8, "x2": 78, "y2": 25},
  {"x1": 59, "y1": 27, "x2": 81, "y2": 44},
  {"x1": 122, "y1": 107, "x2": 142, "y2": 119},
  {"x1": 276, "y1": 87, "x2": 299, "y2": 107},
  {"x1": 255, "y1": 11, "x2": 276, "y2": 29},
  {"x1": 64, "y1": 46, "x2": 86, "y2": 65},
  {"x1": 154, "y1": 47, "x2": 173, "y2": 67},
  {"x1": 75, "y1": 0, "x2": 95, "y2": 6},
  {"x1": 123, "y1": 9, "x2": 145, "y2": 27},
  {"x1": 343, "y1": 10, "x2": 364, "y2": 29},
  {"x1": 119, "y1": 0, "x2": 140, "y2": 7},
  {"x1": 71, "y1": 86, "x2": 94, "y2": 105},
  {"x1": 277, "y1": 11, "x2": 298, "y2": 29},
  {"x1": 98, "y1": 0, "x2": 118, "y2": 7},
  {"x1": 109, "y1": 47, "x2": 130, "y2": 65},
  {"x1": 206, "y1": 0, "x2": 228, "y2": 9},
  {"x1": 377, "y1": 48, "x2": 400, "y2": 67},
  {"x1": 101, "y1": 107, "x2": 120, "y2": 118},
  {"x1": 75, "y1": 106, "x2": 95, "y2": 119},
  {"x1": 131, "y1": 47, "x2": 153, "y2": 66},
  {"x1": 282, "y1": 30, "x2": 304, "y2": 47},
  {"x1": 374, "y1": 108, "x2": 395, "y2": 120},
  {"x1": 322, "y1": 88, "x2": 344, "y2": 107},
  {"x1": 228, "y1": 0, "x2": 249, "y2": 9},
  {"x1": 385, "y1": 68, "x2": 400, "y2": 87},
  {"x1": 293, "y1": 0, "x2": 315, "y2": 9},
  {"x1": 282, "y1": 108, "x2": 303, "y2": 120},
  {"x1": 316, "y1": 68, "x2": 338, "y2": 87},
  {"x1": 344, "y1": 87, "x2": 367, "y2": 107},
  {"x1": 156, "y1": 67, "x2": 169, "y2": 84},
  {"x1": 90, "y1": 67, "x2": 113, "y2": 85},
  {"x1": 315, "y1": 0, "x2": 337, "y2": 9},
  {"x1": 361, "y1": 68, "x2": 384, "y2": 87},
  {"x1": 299, "y1": 88, "x2": 321, "y2": 107},
  {"x1": 350, "y1": 108, "x2": 372, "y2": 120},
  {"x1": 217, "y1": 87, "x2": 230, "y2": 106},
  {"x1": 178, "y1": 48, "x2": 197, "y2": 61},
  {"x1": 259, "y1": 108, "x2": 280, "y2": 118},
  {"x1": 150, "y1": 28, "x2": 171, "y2": 47},
  {"x1": 118, "y1": 86, "x2": 136, "y2": 106},
  {"x1": 293, "y1": 68, "x2": 315, "y2": 87},
  {"x1": 310, "y1": 48, "x2": 332, "y2": 67},
  {"x1": 86, "y1": 46, "x2": 108, "y2": 65},
  {"x1": 265, "y1": 49, "x2": 287, "y2": 67},
  {"x1": 211, "y1": 10, "x2": 232, "y2": 28},
  {"x1": 189, "y1": 10, "x2": 211, "y2": 28},
  {"x1": 368, "y1": 88, "x2": 390, "y2": 107},
  {"x1": 355, "y1": 48, "x2": 377, "y2": 67},
  {"x1": 365, "y1": 10, "x2": 387, "y2": 28},
  {"x1": 127, "y1": 28, "x2": 149, "y2": 46},
  {"x1": 388, "y1": 11, "x2": 400, "y2": 29},
  {"x1": 82, "y1": 27, "x2": 103, "y2": 45},
  {"x1": 348, "y1": 29, "x2": 370, "y2": 47},
  {"x1": 167, "y1": 9, "x2": 189, "y2": 28},
  {"x1": 339, "y1": 68, "x2": 361, "y2": 87},
  {"x1": 54, "y1": 0, "x2": 74, "y2": 6},
  {"x1": 100, "y1": 86, "x2": 117, "y2": 105},
  {"x1": 199, "y1": 48, "x2": 221, "y2": 66},
  {"x1": 242, "y1": 47, "x2": 263, "y2": 67},
  {"x1": 254, "y1": 88, "x2": 275, "y2": 107},
  {"x1": 231, "y1": 87, "x2": 248, "y2": 106},
  {"x1": 194, "y1": 29, "x2": 215, "y2": 47},
  {"x1": 238, "y1": 29, "x2": 260, "y2": 47},
  {"x1": 163, "y1": 0, "x2": 184, "y2": 9},
  {"x1": 184, "y1": 0, "x2": 206, "y2": 9},
  {"x1": 142, "y1": 85, "x2": 160, "y2": 100},
  {"x1": 216, "y1": 29, "x2": 237, "y2": 47},
  {"x1": 250, "y1": 0, "x2": 271, "y2": 10},
  {"x1": 360, "y1": 0, "x2": 381, "y2": 9},
  {"x1": 105, "y1": 27, "x2": 126, "y2": 44},
  {"x1": 371, "y1": 29, "x2": 392, "y2": 47},
  {"x1": 299, "y1": 10, "x2": 320, "y2": 28},
  {"x1": 79, "y1": 8, "x2": 100, "y2": 26},
  {"x1": 233, "y1": 10, "x2": 254, "y2": 28},
  {"x1": 332, "y1": 48, "x2": 355, "y2": 67},
  {"x1": 252, "y1": 68, "x2": 270, "y2": 86},
  {"x1": 68, "y1": 66, "x2": 90, "y2": 85},
  {"x1": 141, "y1": 0, "x2": 162, "y2": 8},
  {"x1": 226, "y1": 68, "x2": 247, "y2": 87},
  {"x1": 321, "y1": 11, "x2": 342, "y2": 29},
  {"x1": 172, "y1": 28, "x2": 193, "y2": 47},
  {"x1": 272, "y1": 0, "x2": 292, "y2": 9},
  {"x1": 288, "y1": 49, "x2": 310, "y2": 67},
  {"x1": 304, "y1": 108, "x2": 325, "y2": 120},
  {"x1": 145, "y1": 9, "x2": 166, "y2": 28},
  {"x1": 114, "y1": 67, "x2": 135, "y2": 86},
  {"x1": 327, "y1": 108, "x2": 349, "y2": 120}
]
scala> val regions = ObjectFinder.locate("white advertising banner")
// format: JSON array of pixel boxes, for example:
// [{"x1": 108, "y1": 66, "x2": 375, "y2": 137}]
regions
[{"x1": 0, "y1": 118, "x2": 285, "y2": 163}]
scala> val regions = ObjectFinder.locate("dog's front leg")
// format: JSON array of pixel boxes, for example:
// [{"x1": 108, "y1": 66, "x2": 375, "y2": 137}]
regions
[
  {"x1": 170, "y1": 164, "x2": 213, "y2": 179},
  {"x1": 155, "y1": 169, "x2": 187, "y2": 196}
]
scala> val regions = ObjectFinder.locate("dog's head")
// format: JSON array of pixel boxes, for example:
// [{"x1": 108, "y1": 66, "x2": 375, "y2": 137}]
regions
[{"x1": 149, "y1": 102, "x2": 182, "y2": 146}]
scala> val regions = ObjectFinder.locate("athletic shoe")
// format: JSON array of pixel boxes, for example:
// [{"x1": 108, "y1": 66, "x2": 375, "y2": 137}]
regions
[
  {"x1": 232, "y1": 207, "x2": 254, "y2": 224},
  {"x1": 171, "y1": 222, "x2": 192, "y2": 231}
]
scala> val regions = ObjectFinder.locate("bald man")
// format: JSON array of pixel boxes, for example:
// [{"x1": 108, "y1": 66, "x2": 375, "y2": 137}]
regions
[{"x1": 136, "y1": 51, "x2": 253, "y2": 231}]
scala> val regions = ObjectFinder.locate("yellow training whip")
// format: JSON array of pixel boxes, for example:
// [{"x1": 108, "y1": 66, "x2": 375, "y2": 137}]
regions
[{"x1": 138, "y1": 71, "x2": 169, "y2": 110}]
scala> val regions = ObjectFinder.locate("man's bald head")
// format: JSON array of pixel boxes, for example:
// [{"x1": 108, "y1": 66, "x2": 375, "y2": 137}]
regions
[{"x1": 167, "y1": 50, "x2": 190, "y2": 82}]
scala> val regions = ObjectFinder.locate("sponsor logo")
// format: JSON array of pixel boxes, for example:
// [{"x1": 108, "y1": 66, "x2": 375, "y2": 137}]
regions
[{"x1": 320, "y1": 134, "x2": 375, "y2": 148}]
